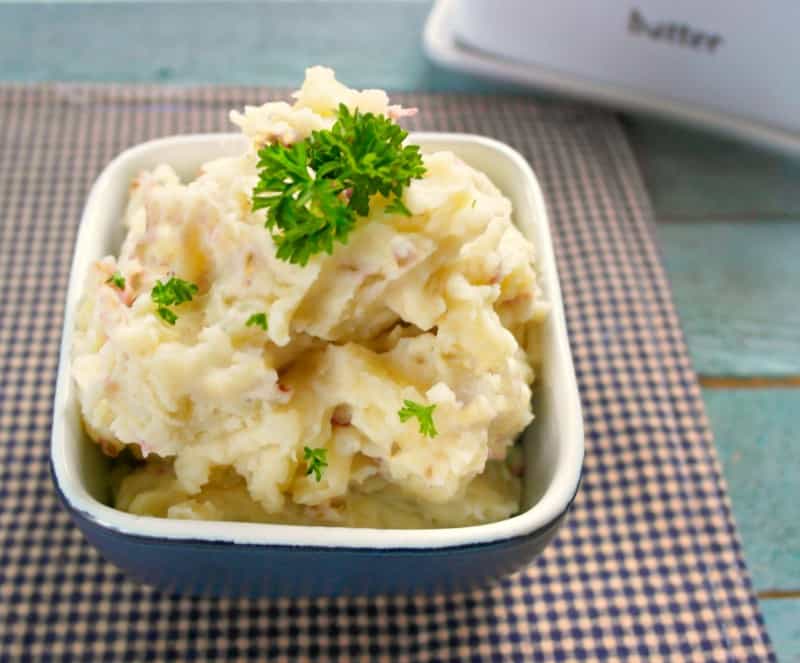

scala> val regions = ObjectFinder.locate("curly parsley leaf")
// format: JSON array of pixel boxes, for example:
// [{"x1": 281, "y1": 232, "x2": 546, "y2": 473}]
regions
[
  {"x1": 106, "y1": 271, "x2": 126, "y2": 290},
  {"x1": 398, "y1": 399, "x2": 438, "y2": 438},
  {"x1": 252, "y1": 103, "x2": 426, "y2": 266},
  {"x1": 246, "y1": 312, "x2": 269, "y2": 331},
  {"x1": 151, "y1": 277, "x2": 198, "y2": 325},
  {"x1": 303, "y1": 446, "x2": 328, "y2": 482}
]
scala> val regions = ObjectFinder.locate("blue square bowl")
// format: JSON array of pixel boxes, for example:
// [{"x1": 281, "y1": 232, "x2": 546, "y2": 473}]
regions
[{"x1": 51, "y1": 133, "x2": 583, "y2": 597}]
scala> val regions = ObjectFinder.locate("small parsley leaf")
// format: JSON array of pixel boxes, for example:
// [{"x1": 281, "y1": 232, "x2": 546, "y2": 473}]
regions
[
  {"x1": 156, "y1": 306, "x2": 177, "y2": 325},
  {"x1": 106, "y1": 272, "x2": 125, "y2": 290},
  {"x1": 303, "y1": 446, "x2": 328, "y2": 482},
  {"x1": 252, "y1": 103, "x2": 426, "y2": 266},
  {"x1": 398, "y1": 399, "x2": 438, "y2": 438},
  {"x1": 246, "y1": 312, "x2": 269, "y2": 331},
  {"x1": 151, "y1": 277, "x2": 198, "y2": 325}
]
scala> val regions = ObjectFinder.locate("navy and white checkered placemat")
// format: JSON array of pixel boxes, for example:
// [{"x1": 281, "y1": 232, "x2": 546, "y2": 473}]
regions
[{"x1": 0, "y1": 85, "x2": 775, "y2": 661}]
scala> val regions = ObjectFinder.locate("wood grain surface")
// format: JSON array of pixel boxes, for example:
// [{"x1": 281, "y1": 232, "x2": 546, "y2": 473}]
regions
[{"x1": 657, "y1": 221, "x2": 800, "y2": 376}]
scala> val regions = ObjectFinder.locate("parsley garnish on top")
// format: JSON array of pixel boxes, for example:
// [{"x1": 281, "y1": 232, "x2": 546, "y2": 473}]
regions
[
  {"x1": 106, "y1": 271, "x2": 125, "y2": 290},
  {"x1": 398, "y1": 399, "x2": 438, "y2": 438},
  {"x1": 251, "y1": 103, "x2": 426, "y2": 266},
  {"x1": 151, "y1": 277, "x2": 198, "y2": 325},
  {"x1": 246, "y1": 312, "x2": 268, "y2": 331},
  {"x1": 303, "y1": 446, "x2": 328, "y2": 482}
]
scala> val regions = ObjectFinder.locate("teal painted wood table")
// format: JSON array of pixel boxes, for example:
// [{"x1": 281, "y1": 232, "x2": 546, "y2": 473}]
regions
[{"x1": 2, "y1": 1, "x2": 798, "y2": 659}]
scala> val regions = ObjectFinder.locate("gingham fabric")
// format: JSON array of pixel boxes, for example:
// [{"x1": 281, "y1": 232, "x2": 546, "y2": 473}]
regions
[{"x1": 0, "y1": 84, "x2": 775, "y2": 662}]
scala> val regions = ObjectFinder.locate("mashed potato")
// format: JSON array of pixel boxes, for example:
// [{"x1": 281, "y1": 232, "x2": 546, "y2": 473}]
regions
[{"x1": 72, "y1": 67, "x2": 548, "y2": 528}]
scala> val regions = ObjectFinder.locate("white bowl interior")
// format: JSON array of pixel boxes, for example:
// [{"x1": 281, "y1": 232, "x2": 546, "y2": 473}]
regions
[{"x1": 52, "y1": 132, "x2": 583, "y2": 549}]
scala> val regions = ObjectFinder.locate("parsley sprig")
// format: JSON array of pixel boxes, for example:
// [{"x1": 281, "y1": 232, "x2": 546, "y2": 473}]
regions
[
  {"x1": 398, "y1": 400, "x2": 438, "y2": 438},
  {"x1": 303, "y1": 446, "x2": 328, "y2": 482},
  {"x1": 246, "y1": 312, "x2": 268, "y2": 331},
  {"x1": 151, "y1": 277, "x2": 198, "y2": 325},
  {"x1": 252, "y1": 103, "x2": 426, "y2": 266}
]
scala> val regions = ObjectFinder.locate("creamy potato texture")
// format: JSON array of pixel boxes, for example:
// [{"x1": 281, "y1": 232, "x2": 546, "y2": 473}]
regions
[{"x1": 72, "y1": 67, "x2": 548, "y2": 528}]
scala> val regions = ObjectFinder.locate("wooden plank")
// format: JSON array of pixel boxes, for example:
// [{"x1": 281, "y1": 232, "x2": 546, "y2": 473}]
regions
[
  {"x1": 658, "y1": 221, "x2": 800, "y2": 376},
  {"x1": 624, "y1": 115, "x2": 800, "y2": 221},
  {"x1": 0, "y1": 1, "x2": 493, "y2": 92},
  {"x1": 760, "y1": 599, "x2": 800, "y2": 662},
  {"x1": 703, "y1": 389, "x2": 800, "y2": 592}
]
